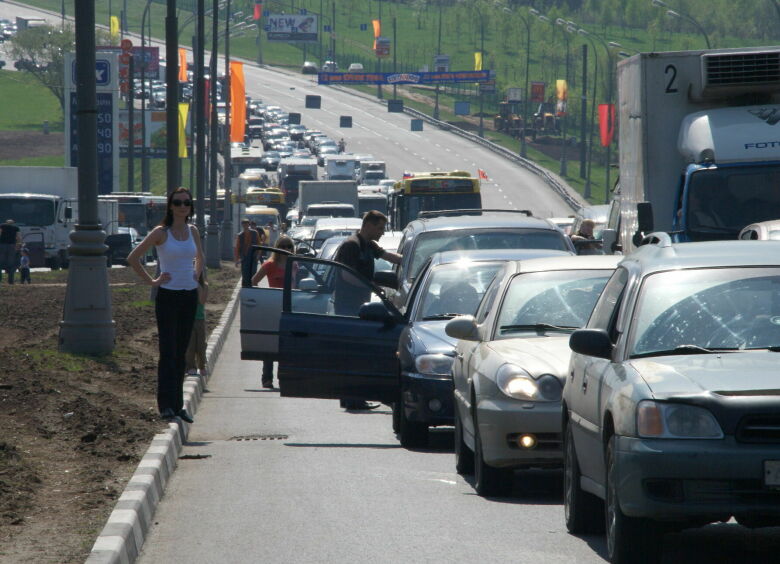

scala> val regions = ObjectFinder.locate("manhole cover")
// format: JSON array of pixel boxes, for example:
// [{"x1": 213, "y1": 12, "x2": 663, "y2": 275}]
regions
[{"x1": 230, "y1": 434, "x2": 289, "y2": 441}]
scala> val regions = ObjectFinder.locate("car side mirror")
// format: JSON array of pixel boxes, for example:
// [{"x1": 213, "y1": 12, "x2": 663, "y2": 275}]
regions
[
  {"x1": 359, "y1": 301, "x2": 394, "y2": 322},
  {"x1": 298, "y1": 278, "x2": 318, "y2": 291},
  {"x1": 601, "y1": 228, "x2": 618, "y2": 255},
  {"x1": 637, "y1": 202, "x2": 654, "y2": 233},
  {"x1": 569, "y1": 329, "x2": 613, "y2": 359},
  {"x1": 373, "y1": 270, "x2": 398, "y2": 290},
  {"x1": 64, "y1": 206, "x2": 73, "y2": 220},
  {"x1": 445, "y1": 315, "x2": 480, "y2": 341}
]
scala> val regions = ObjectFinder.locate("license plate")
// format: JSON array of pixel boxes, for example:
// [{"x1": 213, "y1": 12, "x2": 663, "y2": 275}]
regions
[{"x1": 764, "y1": 460, "x2": 780, "y2": 487}]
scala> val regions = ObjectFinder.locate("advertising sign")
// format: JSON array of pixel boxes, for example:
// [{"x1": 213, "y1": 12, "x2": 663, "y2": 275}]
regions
[
  {"x1": 375, "y1": 36, "x2": 390, "y2": 58},
  {"x1": 117, "y1": 109, "x2": 192, "y2": 158},
  {"x1": 531, "y1": 81, "x2": 546, "y2": 103},
  {"x1": 265, "y1": 14, "x2": 318, "y2": 42},
  {"x1": 98, "y1": 46, "x2": 160, "y2": 79},
  {"x1": 319, "y1": 70, "x2": 492, "y2": 85},
  {"x1": 506, "y1": 87, "x2": 523, "y2": 102}
]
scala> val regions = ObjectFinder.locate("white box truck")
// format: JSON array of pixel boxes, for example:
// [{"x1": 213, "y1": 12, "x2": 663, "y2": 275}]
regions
[
  {"x1": 603, "y1": 47, "x2": 780, "y2": 254},
  {"x1": 0, "y1": 167, "x2": 119, "y2": 268},
  {"x1": 357, "y1": 160, "x2": 387, "y2": 185},
  {"x1": 298, "y1": 180, "x2": 359, "y2": 219},
  {"x1": 324, "y1": 156, "x2": 358, "y2": 181}
]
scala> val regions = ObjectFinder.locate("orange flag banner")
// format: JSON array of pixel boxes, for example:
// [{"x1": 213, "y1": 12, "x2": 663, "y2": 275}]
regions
[
  {"x1": 230, "y1": 62, "x2": 246, "y2": 143},
  {"x1": 178, "y1": 48, "x2": 187, "y2": 82},
  {"x1": 372, "y1": 19, "x2": 381, "y2": 38}
]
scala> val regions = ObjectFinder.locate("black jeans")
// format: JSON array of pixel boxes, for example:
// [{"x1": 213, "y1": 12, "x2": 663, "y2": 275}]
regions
[
  {"x1": 262, "y1": 361, "x2": 274, "y2": 385},
  {"x1": 241, "y1": 252, "x2": 258, "y2": 287},
  {"x1": 155, "y1": 287, "x2": 198, "y2": 414}
]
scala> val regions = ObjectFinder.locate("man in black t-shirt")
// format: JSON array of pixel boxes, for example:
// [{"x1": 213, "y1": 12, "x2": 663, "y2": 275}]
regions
[
  {"x1": 333, "y1": 210, "x2": 401, "y2": 409},
  {"x1": 0, "y1": 219, "x2": 22, "y2": 284}
]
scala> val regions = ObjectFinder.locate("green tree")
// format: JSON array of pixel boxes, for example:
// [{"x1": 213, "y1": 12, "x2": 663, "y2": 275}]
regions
[{"x1": 7, "y1": 25, "x2": 75, "y2": 111}]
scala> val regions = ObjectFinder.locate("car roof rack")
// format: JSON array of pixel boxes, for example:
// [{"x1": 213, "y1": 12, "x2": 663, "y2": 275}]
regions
[{"x1": 417, "y1": 209, "x2": 534, "y2": 219}]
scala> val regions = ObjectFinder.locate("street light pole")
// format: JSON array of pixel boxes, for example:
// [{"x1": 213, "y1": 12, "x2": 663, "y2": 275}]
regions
[
  {"x1": 206, "y1": 0, "x2": 221, "y2": 268},
  {"x1": 476, "y1": 6, "x2": 485, "y2": 138},
  {"x1": 165, "y1": 1, "x2": 179, "y2": 195},
  {"x1": 221, "y1": 0, "x2": 235, "y2": 261},
  {"x1": 554, "y1": 18, "x2": 571, "y2": 177},
  {"x1": 433, "y1": 2, "x2": 442, "y2": 121},
  {"x1": 59, "y1": 0, "x2": 115, "y2": 354},
  {"x1": 651, "y1": 0, "x2": 711, "y2": 48},
  {"x1": 195, "y1": 0, "x2": 206, "y2": 236},
  {"x1": 577, "y1": 29, "x2": 600, "y2": 201}
]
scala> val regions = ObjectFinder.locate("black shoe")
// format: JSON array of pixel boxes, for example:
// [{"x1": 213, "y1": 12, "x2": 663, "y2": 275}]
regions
[
  {"x1": 160, "y1": 408, "x2": 176, "y2": 420},
  {"x1": 178, "y1": 409, "x2": 194, "y2": 424},
  {"x1": 262, "y1": 380, "x2": 274, "y2": 389}
]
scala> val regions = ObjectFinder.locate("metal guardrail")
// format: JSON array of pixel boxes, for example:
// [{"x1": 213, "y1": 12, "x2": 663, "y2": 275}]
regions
[{"x1": 400, "y1": 105, "x2": 581, "y2": 211}]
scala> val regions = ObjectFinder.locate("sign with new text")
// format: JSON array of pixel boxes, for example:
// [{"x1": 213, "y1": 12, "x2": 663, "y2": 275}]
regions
[{"x1": 265, "y1": 13, "x2": 318, "y2": 42}]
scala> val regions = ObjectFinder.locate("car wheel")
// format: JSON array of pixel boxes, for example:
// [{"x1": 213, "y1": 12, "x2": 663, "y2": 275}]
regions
[
  {"x1": 563, "y1": 422, "x2": 604, "y2": 534},
  {"x1": 391, "y1": 401, "x2": 400, "y2": 434},
  {"x1": 398, "y1": 393, "x2": 428, "y2": 449},
  {"x1": 606, "y1": 436, "x2": 663, "y2": 564},
  {"x1": 474, "y1": 422, "x2": 511, "y2": 497},
  {"x1": 454, "y1": 405, "x2": 474, "y2": 475}
]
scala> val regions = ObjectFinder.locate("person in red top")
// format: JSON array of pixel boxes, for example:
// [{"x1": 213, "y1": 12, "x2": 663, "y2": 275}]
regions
[{"x1": 251, "y1": 235, "x2": 295, "y2": 388}]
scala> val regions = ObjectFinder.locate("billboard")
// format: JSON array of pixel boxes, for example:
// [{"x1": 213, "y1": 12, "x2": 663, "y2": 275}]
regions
[
  {"x1": 319, "y1": 70, "x2": 492, "y2": 85},
  {"x1": 117, "y1": 109, "x2": 192, "y2": 158},
  {"x1": 265, "y1": 14, "x2": 318, "y2": 42}
]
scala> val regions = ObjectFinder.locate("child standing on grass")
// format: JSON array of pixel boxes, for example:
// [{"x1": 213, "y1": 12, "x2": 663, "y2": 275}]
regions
[
  {"x1": 19, "y1": 248, "x2": 31, "y2": 284},
  {"x1": 185, "y1": 269, "x2": 208, "y2": 377}
]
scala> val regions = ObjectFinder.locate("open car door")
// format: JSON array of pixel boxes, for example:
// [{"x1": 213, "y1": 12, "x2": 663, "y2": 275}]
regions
[
  {"x1": 240, "y1": 246, "x2": 283, "y2": 361},
  {"x1": 278, "y1": 255, "x2": 406, "y2": 404}
]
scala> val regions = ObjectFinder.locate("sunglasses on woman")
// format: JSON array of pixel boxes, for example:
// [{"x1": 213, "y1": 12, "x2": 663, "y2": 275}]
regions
[{"x1": 172, "y1": 199, "x2": 192, "y2": 207}]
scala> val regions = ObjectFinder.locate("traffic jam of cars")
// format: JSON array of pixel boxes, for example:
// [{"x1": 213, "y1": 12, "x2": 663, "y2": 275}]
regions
[{"x1": 237, "y1": 90, "x2": 780, "y2": 564}]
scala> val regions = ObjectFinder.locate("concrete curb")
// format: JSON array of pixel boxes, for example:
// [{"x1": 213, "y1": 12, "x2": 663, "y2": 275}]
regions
[{"x1": 85, "y1": 280, "x2": 242, "y2": 564}]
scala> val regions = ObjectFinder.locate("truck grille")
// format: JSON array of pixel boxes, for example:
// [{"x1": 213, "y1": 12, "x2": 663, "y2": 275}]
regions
[
  {"x1": 704, "y1": 51, "x2": 780, "y2": 87},
  {"x1": 736, "y1": 414, "x2": 780, "y2": 443}
]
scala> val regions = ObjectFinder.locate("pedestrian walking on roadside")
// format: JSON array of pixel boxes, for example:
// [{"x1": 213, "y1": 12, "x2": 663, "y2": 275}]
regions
[
  {"x1": 234, "y1": 218, "x2": 263, "y2": 287},
  {"x1": 333, "y1": 210, "x2": 402, "y2": 410},
  {"x1": 0, "y1": 218, "x2": 22, "y2": 284},
  {"x1": 185, "y1": 269, "x2": 209, "y2": 378},
  {"x1": 251, "y1": 235, "x2": 295, "y2": 389},
  {"x1": 128, "y1": 187, "x2": 204, "y2": 423},
  {"x1": 19, "y1": 248, "x2": 31, "y2": 284}
]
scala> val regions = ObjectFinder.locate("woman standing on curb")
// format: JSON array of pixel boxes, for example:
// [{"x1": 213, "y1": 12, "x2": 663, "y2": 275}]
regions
[{"x1": 128, "y1": 187, "x2": 204, "y2": 423}]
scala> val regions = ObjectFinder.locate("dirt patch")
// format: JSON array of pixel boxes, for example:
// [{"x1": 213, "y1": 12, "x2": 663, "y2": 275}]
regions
[
  {"x1": 0, "y1": 263, "x2": 240, "y2": 563},
  {"x1": 0, "y1": 130, "x2": 64, "y2": 162}
]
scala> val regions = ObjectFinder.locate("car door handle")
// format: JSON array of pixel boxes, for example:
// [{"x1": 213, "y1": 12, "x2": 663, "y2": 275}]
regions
[
  {"x1": 582, "y1": 374, "x2": 588, "y2": 393},
  {"x1": 291, "y1": 331, "x2": 309, "y2": 337},
  {"x1": 455, "y1": 353, "x2": 463, "y2": 360},
  {"x1": 244, "y1": 299, "x2": 257, "y2": 307}
]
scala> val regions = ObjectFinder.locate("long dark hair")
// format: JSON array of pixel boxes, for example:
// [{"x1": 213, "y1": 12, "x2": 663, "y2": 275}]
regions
[{"x1": 159, "y1": 187, "x2": 193, "y2": 227}]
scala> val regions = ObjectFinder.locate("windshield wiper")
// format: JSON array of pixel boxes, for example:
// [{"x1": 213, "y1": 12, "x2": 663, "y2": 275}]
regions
[
  {"x1": 422, "y1": 313, "x2": 462, "y2": 320},
  {"x1": 500, "y1": 323, "x2": 578, "y2": 333},
  {"x1": 632, "y1": 344, "x2": 738, "y2": 358}
]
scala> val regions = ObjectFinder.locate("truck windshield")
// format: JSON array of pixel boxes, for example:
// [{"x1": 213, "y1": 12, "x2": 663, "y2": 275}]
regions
[
  {"x1": 0, "y1": 198, "x2": 55, "y2": 226},
  {"x1": 400, "y1": 193, "x2": 481, "y2": 228},
  {"x1": 685, "y1": 166, "x2": 780, "y2": 239}
]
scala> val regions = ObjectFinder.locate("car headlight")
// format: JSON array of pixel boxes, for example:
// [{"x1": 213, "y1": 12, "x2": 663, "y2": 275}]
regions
[
  {"x1": 495, "y1": 365, "x2": 561, "y2": 402},
  {"x1": 414, "y1": 354, "x2": 454, "y2": 376},
  {"x1": 637, "y1": 400, "x2": 723, "y2": 439}
]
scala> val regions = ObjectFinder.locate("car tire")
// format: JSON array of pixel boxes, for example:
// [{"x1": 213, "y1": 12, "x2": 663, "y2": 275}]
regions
[
  {"x1": 606, "y1": 436, "x2": 663, "y2": 564},
  {"x1": 391, "y1": 401, "x2": 400, "y2": 434},
  {"x1": 398, "y1": 392, "x2": 428, "y2": 449},
  {"x1": 474, "y1": 422, "x2": 511, "y2": 497},
  {"x1": 454, "y1": 405, "x2": 474, "y2": 475},
  {"x1": 563, "y1": 422, "x2": 604, "y2": 534}
]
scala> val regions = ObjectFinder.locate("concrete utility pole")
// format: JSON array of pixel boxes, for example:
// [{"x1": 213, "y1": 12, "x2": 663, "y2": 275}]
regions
[
  {"x1": 195, "y1": 0, "x2": 207, "y2": 236},
  {"x1": 206, "y1": 0, "x2": 221, "y2": 268},
  {"x1": 166, "y1": 0, "x2": 179, "y2": 194},
  {"x1": 221, "y1": 0, "x2": 234, "y2": 260},
  {"x1": 59, "y1": 0, "x2": 116, "y2": 354}
]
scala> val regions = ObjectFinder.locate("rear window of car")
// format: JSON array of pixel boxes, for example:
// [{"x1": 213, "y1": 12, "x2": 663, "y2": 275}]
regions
[{"x1": 407, "y1": 228, "x2": 570, "y2": 281}]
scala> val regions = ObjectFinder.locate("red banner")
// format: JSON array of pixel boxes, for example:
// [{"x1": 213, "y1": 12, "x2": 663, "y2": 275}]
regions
[
  {"x1": 598, "y1": 103, "x2": 616, "y2": 147},
  {"x1": 204, "y1": 78, "x2": 211, "y2": 125},
  {"x1": 531, "y1": 81, "x2": 545, "y2": 104},
  {"x1": 254, "y1": 2, "x2": 263, "y2": 20},
  {"x1": 230, "y1": 62, "x2": 246, "y2": 143}
]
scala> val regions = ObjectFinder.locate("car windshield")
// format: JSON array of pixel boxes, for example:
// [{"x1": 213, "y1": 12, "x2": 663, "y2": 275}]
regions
[
  {"x1": 416, "y1": 261, "x2": 503, "y2": 321},
  {"x1": 496, "y1": 270, "x2": 612, "y2": 337},
  {"x1": 630, "y1": 267, "x2": 780, "y2": 356},
  {"x1": 408, "y1": 228, "x2": 570, "y2": 281},
  {"x1": 247, "y1": 213, "x2": 278, "y2": 227},
  {"x1": 312, "y1": 229, "x2": 358, "y2": 249},
  {"x1": 0, "y1": 198, "x2": 55, "y2": 226}
]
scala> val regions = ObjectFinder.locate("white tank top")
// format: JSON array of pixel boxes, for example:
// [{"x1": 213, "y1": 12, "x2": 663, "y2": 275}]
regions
[{"x1": 157, "y1": 225, "x2": 198, "y2": 290}]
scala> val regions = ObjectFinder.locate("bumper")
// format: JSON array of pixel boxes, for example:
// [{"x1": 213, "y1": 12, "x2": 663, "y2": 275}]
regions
[
  {"x1": 476, "y1": 397, "x2": 562, "y2": 469},
  {"x1": 614, "y1": 435, "x2": 780, "y2": 521},
  {"x1": 400, "y1": 373, "x2": 453, "y2": 427}
]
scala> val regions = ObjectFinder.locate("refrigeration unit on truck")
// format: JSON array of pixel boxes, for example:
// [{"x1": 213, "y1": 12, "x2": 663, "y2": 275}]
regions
[
  {"x1": 323, "y1": 156, "x2": 358, "y2": 181},
  {"x1": 357, "y1": 160, "x2": 387, "y2": 185},
  {"x1": 0, "y1": 167, "x2": 119, "y2": 269},
  {"x1": 604, "y1": 47, "x2": 780, "y2": 254}
]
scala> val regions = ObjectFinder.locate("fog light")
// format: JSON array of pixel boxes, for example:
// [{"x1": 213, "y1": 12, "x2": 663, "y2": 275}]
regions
[
  {"x1": 518, "y1": 434, "x2": 537, "y2": 449},
  {"x1": 428, "y1": 398, "x2": 442, "y2": 412}
]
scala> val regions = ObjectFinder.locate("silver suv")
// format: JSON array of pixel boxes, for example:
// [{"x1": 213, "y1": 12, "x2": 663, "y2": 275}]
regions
[{"x1": 563, "y1": 233, "x2": 780, "y2": 563}]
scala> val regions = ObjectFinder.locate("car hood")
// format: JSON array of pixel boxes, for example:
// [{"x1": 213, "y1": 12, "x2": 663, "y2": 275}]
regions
[
  {"x1": 409, "y1": 320, "x2": 457, "y2": 355},
  {"x1": 487, "y1": 335, "x2": 572, "y2": 380},
  {"x1": 630, "y1": 352, "x2": 780, "y2": 397}
]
